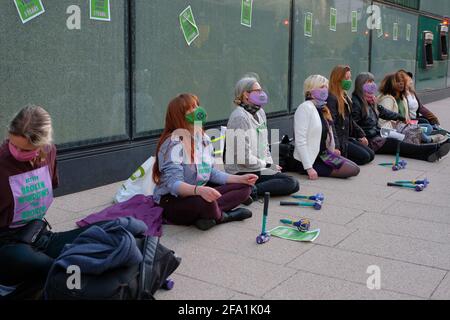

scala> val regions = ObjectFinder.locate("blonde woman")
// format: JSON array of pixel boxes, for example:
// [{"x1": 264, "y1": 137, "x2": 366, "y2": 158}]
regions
[
  {"x1": 0, "y1": 106, "x2": 93, "y2": 299},
  {"x1": 290, "y1": 75, "x2": 360, "y2": 179}
]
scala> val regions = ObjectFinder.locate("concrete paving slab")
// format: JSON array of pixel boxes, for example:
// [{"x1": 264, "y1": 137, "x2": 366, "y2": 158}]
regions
[
  {"x1": 263, "y1": 271, "x2": 419, "y2": 300},
  {"x1": 169, "y1": 224, "x2": 315, "y2": 266},
  {"x1": 52, "y1": 190, "x2": 114, "y2": 213},
  {"x1": 229, "y1": 293, "x2": 262, "y2": 300},
  {"x1": 347, "y1": 212, "x2": 450, "y2": 244},
  {"x1": 431, "y1": 272, "x2": 450, "y2": 300},
  {"x1": 154, "y1": 274, "x2": 235, "y2": 300},
  {"x1": 46, "y1": 203, "x2": 111, "y2": 226},
  {"x1": 382, "y1": 201, "x2": 450, "y2": 225},
  {"x1": 337, "y1": 229, "x2": 450, "y2": 270},
  {"x1": 387, "y1": 188, "x2": 450, "y2": 208},
  {"x1": 164, "y1": 243, "x2": 297, "y2": 297},
  {"x1": 287, "y1": 245, "x2": 446, "y2": 298}
]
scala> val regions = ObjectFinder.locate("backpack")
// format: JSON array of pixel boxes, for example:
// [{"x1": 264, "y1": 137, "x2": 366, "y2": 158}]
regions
[
  {"x1": 44, "y1": 236, "x2": 181, "y2": 300},
  {"x1": 396, "y1": 123, "x2": 423, "y2": 145}
]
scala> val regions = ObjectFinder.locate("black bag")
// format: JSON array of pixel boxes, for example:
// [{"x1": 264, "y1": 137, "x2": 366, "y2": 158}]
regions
[
  {"x1": 44, "y1": 236, "x2": 181, "y2": 300},
  {"x1": 278, "y1": 135, "x2": 296, "y2": 171},
  {"x1": 0, "y1": 219, "x2": 49, "y2": 245}
]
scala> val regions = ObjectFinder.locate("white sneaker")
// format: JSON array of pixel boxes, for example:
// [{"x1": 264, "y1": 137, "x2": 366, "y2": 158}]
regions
[{"x1": 430, "y1": 134, "x2": 448, "y2": 144}]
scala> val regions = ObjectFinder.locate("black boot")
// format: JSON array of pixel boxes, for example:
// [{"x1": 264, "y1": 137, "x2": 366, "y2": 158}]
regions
[
  {"x1": 194, "y1": 219, "x2": 216, "y2": 231},
  {"x1": 242, "y1": 185, "x2": 258, "y2": 206},
  {"x1": 221, "y1": 208, "x2": 253, "y2": 223},
  {"x1": 427, "y1": 141, "x2": 450, "y2": 162}
]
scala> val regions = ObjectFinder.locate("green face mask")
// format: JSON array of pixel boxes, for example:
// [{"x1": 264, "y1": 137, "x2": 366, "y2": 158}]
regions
[
  {"x1": 341, "y1": 79, "x2": 353, "y2": 91},
  {"x1": 185, "y1": 106, "x2": 208, "y2": 125}
]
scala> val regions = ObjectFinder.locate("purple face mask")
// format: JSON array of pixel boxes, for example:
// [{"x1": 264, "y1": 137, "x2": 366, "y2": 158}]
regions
[
  {"x1": 310, "y1": 88, "x2": 329, "y2": 105},
  {"x1": 363, "y1": 82, "x2": 378, "y2": 95},
  {"x1": 248, "y1": 90, "x2": 269, "y2": 107},
  {"x1": 8, "y1": 142, "x2": 40, "y2": 162}
]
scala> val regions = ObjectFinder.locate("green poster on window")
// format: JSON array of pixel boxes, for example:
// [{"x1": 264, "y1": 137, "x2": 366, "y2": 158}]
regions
[
  {"x1": 377, "y1": 20, "x2": 384, "y2": 38},
  {"x1": 406, "y1": 24, "x2": 411, "y2": 41},
  {"x1": 269, "y1": 226, "x2": 320, "y2": 242},
  {"x1": 351, "y1": 11, "x2": 358, "y2": 32},
  {"x1": 90, "y1": 0, "x2": 111, "y2": 21},
  {"x1": 241, "y1": 0, "x2": 253, "y2": 28},
  {"x1": 393, "y1": 22, "x2": 399, "y2": 41},
  {"x1": 14, "y1": 0, "x2": 45, "y2": 24},
  {"x1": 330, "y1": 8, "x2": 337, "y2": 32},
  {"x1": 304, "y1": 12, "x2": 313, "y2": 37},
  {"x1": 179, "y1": 6, "x2": 199, "y2": 46}
]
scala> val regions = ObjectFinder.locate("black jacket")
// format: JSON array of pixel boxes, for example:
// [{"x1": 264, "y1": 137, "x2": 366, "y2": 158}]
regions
[
  {"x1": 327, "y1": 93, "x2": 365, "y2": 157},
  {"x1": 351, "y1": 94, "x2": 404, "y2": 139}
]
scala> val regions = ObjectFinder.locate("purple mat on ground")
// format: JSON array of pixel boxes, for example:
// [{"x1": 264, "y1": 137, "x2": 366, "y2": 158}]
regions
[{"x1": 77, "y1": 195, "x2": 163, "y2": 237}]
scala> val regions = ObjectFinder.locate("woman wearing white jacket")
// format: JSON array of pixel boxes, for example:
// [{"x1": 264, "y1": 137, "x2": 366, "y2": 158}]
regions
[{"x1": 290, "y1": 75, "x2": 360, "y2": 180}]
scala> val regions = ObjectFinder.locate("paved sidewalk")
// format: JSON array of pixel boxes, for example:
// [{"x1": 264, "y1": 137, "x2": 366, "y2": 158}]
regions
[{"x1": 48, "y1": 98, "x2": 450, "y2": 300}]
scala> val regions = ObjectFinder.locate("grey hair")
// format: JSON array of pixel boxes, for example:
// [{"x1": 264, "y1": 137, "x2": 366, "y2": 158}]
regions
[
  {"x1": 233, "y1": 76, "x2": 259, "y2": 105},
  {"x1": 8, "y1": 105, "x2": 53, "y2": 147}
]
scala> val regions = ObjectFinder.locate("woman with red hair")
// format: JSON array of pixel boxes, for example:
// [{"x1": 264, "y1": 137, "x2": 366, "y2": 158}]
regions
[
  {"x1": 327, "y1": 65, "x2": 375, "y2": 165},
  {"x1": 152, "y1": 94, "x2": 258, "y2": 231}
]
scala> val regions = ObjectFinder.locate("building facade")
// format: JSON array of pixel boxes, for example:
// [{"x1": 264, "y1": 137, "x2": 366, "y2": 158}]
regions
[{"x1": 1, "y1": 0, "x2": 449, "y2": 195}]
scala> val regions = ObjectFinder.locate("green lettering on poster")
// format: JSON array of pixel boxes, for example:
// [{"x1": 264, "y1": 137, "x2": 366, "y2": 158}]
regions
[
  {"x1": 13, "y1": 0, "x2": 45, "y2": 24},
  {"x1": 351, "y1": 11, "x2": 358, "y2": 33},
  {"x1": 241, "y1": 0, "x2": 253, "y2": 28},
  {"x1": 90, "y1": 0, "x2": 111, "y2": 21},
  {"x1": 406, "y1": 23, "x2": 411, "y2": 41},
  {"x1": 304, "y1": 12, "x2": 313, "y2": 37},
  {"x1": 330, "y1": 8, "x2": 337, "y2": 32},
  {"x1": 393, "y1": 22, "x2": 399, "y2": 41},
  {"x1": 179, "y1": 5, "x2": 199, "y2": 46}
]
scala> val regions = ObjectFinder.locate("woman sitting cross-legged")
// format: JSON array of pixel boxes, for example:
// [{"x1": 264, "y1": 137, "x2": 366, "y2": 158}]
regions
[
  {"x1": 224, "y1": 75, "x2": 300, "y2": 202},
  {"x1": 152, "y1": 93, "x2": 258, "y2": 231},
  {"x1": 288, "y1": 75, "x2": 360, "y2": 180}
]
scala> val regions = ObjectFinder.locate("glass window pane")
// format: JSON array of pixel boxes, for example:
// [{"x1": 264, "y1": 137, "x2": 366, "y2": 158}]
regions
[
  {"x1": 292, "y1": 0, "x2": 370, "y2": 109},
  {"x1": 384, "y1": 0, "x2": 420, "y2": 10},
  {"x1": 420, "y1": 0, "x2": 450, "y2": 18},
  {"x1": 415, "y1": 15, "x2": 448, "y2": 91},
  {"x1": 0, "y1": 0, "x2": 127, "y2": 148},
  {"x1": 370, "y1": 4, "x2": 418, "y2": 84},
  {"x1": 135, "y1": 0, "x2": 290, "y2": 136}
]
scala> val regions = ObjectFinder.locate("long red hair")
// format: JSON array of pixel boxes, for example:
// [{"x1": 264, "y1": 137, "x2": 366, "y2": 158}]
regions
[
  {"x1": 152, "y1": 93, "x2": 200, "y2": 185},
  {"x1": 329, "y1": 65, "x2": 351, "y2": 119}
]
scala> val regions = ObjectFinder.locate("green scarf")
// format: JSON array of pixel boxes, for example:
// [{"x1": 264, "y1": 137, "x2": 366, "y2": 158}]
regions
[{"x1": 396, "y1": 98, "x2": 406, "y2": 118}]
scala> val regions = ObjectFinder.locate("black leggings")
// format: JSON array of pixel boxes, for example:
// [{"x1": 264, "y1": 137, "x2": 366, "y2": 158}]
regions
[
  {"x1": 238, "y1": 169, "x2": 300, "y2": 196},
  {"x1": 0, "y1": 225, "x2": 91, "y2": 299},
  {"x1": 376, "y1": 138, "x2": 439, "y2": 161},
  {"x1": 347, "y1": 140, "x2": 375, "y2": 165}
]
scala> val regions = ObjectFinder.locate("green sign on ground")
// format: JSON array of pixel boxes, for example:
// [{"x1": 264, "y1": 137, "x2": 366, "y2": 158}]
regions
[
  {"x1": 304, "y1": 12, "x2": 313, "y2": 37},
  {"x1": 179, "y1": 5, "x2": 199, "y2": 46},
  {"x1": 351, "y1": 11, "x2": 358, "y2": 32},
  {"x1": 241, "y1": 0, "x2": 253, "y2": 28},
  {"x1": 330, "y1": 8, "x2": 337, "y2": 32},
  {"x1": 90, "y1": 0, "x2": 111, "y2": 21},
  {"x1": 14, "y1": 0, "x2": 45, "y2": 24},
  {"x1": 269, "y1": 226, "x2": 320, "y2": 242}
]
